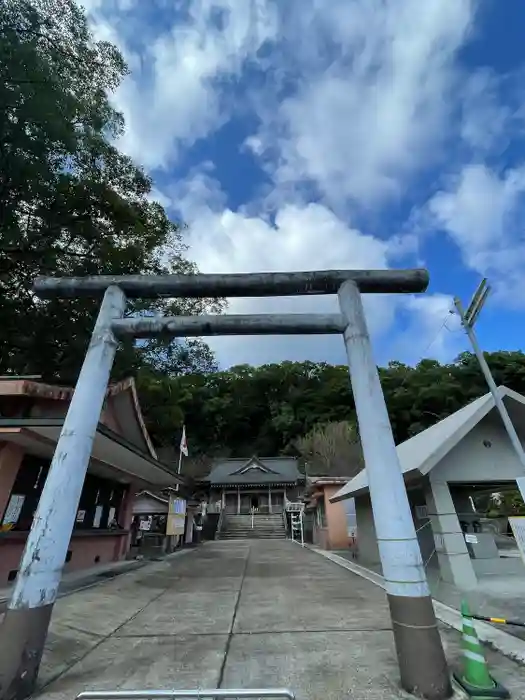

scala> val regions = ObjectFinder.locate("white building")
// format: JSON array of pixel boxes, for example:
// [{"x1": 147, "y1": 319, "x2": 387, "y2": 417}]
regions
[{"x1": 332, "y1": 386, "x2": 525, "y2": 590}]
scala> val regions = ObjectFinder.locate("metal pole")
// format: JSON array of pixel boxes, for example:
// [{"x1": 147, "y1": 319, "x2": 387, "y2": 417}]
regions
[
  {"x1": 0, "y1": 285, "x2": 126, "y2": 700},
  {"x1": 455, "y1": 298, "x2": 525, "y2": 501},
  {"x1": 338, "y1": 280, "x2": 451, "y2": 700}
]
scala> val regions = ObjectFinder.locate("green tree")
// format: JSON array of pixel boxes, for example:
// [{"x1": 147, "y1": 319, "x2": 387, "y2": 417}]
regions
[
  {"x1": 0, "y1": 0, "x2": 220, "y2": 380},
  {"x1": 295, "y1": 421, "x2": 363, "y2": 477},
  {"x1": 140, "y1": 351, "x2": 525, "y2": 461}
]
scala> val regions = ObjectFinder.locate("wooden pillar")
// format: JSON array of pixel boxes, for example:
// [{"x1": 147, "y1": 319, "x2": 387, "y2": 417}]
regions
[{"x1": 0, "y1": 443, "x2": 25, "y2": 518}]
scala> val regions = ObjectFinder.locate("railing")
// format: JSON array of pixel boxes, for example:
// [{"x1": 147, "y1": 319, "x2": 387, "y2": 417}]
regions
[
  {"x1": 285, "y1": 502, "x2": 303, "y2": 513},
  {"x1": 289, "y1": 506, "x2": 305, "y2": 547},
  {"x1": 282, "y1": 509, "x2": 288, "y2": 537},
  {"x1": 215, "y1": 508, "x2": 225, "y2": 540},
  {"x1": 77, "y1": 690, "x2": 295, "y2": 700}
]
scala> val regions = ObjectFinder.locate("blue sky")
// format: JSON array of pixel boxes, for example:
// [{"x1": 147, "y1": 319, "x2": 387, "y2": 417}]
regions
[{"x1": 85, "y1": 0, "x2": 525, "y2": 369}]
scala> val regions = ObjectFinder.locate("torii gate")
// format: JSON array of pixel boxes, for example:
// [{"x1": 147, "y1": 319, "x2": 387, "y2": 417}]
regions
[{"x1": 0, "y1": 269, "x2": 451, "y2": 700}]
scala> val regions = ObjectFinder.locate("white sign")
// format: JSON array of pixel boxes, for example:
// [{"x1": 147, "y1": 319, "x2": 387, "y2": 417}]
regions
[
  {"x1": 76, "y1": 510, "x2": 86, "y2": 523},
  {"x1": 2, "y1": 494, "x2": 25, "y2": 525},
  {"x1": 93, "y1": 505, "x2": 103, "y2": 528},
  {"x1": 108, "y1": 507, "x2": 116, "y2": 523},
  {"x1": 508, "y1": 517, "x2": 525, "y2": 565},
  {"x1": 433, "y1": 533, "x2": 445, "y2": 551},
  {"x1": 465, "y1": 533, "x2": 478, "y2": 544},
  {"x1": 415, "y1": 505, "x2": 428, "y2": 520},
  {"x1": 139, "y1": 518, "x2": 152, "y2": 531}
]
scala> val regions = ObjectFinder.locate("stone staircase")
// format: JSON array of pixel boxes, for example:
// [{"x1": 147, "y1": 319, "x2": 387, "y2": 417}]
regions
[{"x1": 219, "y1": 513, "x2": 287, "y2": 540}]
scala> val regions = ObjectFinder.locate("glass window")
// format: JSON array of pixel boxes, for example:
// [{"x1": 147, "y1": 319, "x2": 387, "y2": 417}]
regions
[{"x1": 1, "y1": 454, "x2": 126, "y2": 531}]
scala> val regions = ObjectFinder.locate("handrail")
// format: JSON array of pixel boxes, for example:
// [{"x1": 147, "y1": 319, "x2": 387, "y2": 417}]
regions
[
  {"x1": 282, "y1": 508, "x2": 289, "y2": 538},
  {"x1": 216, "y1": 507, "x2": 225, "y2": 540},
  {"x1": 77, "y1": 690, "x2": 296, "y2": 700}
]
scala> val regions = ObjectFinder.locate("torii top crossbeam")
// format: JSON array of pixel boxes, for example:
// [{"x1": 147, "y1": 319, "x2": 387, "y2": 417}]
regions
[{"x1": 33, "y1": 269, "x2": 429, "y2": 299}]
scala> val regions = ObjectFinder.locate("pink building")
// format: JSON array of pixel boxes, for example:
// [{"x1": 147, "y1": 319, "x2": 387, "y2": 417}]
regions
[
  {"x1": 304, "y1": 476, "x2": 355, "y2": 550},
  {"x1": 0, "y1": 376, "x2": 182, "y2": 586}
]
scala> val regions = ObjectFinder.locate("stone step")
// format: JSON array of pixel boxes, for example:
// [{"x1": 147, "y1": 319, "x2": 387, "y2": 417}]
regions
[
  {"x1": 225, "y1": 518, "x2": 284, "y2": 523},
  {"x1": 225, "y1": 524, "x2": 285, "y2": 529},
  {"x1": 220, "y1": 536, "x2": 286, "y2": 541},
  {"x1": 225, "y1": 528, "x2": 285, "y2": 531}
]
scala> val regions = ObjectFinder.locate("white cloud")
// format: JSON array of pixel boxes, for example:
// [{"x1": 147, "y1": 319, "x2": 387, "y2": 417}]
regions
[
  {"x1": 429, "y1": 164, "x2": 525, "y2": 305},
  {"x1": 460, "y1": 70, "x2": 512, "y2": 153},
  {"x1": 396, "y1": 295, "x2": 463, "y2": 364},
  {"x1": 87, "y1": 1, "x2": 279, "y2": 169},
  {"x1": 165, "y1": 170, "x2": 459, "y2": 367},
  {"x1": 248, "y1": 0, "x2": 474, "y2": 207},
  {"x1": 82, "y1": 0, "x2": 482, "y2": 367}
]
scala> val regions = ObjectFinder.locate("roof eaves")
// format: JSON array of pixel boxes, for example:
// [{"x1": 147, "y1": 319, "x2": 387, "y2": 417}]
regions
[{"x1": 418, "y1": 393, "x2": 495, "y2": 476}]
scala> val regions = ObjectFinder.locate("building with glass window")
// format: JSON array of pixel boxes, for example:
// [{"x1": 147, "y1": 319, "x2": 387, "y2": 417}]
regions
[{"x1": 0, "y1": 376, "x2": 183, "y2": 586}]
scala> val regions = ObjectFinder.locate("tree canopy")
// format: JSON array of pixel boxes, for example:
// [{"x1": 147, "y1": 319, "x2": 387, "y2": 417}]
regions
[
  {"x1": 0, "y1": 0, "x2": 220, "y2": 380},
  {"x1": 137, "y1": 351, "x2": 525, "y2": 473}
]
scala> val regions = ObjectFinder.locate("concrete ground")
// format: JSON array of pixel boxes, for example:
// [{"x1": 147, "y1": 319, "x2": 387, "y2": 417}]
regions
[
  {"x1": 0, "y1": 558, "x2": 149, "y2": 614},
  {"x1": 335, "y1": 548, "x2": 525, "y2": 642},
  {"x1": 30, "y1": 540, "x2": 525, "y2": 700}
]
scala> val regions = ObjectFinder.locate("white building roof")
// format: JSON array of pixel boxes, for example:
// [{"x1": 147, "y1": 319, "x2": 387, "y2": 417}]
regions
[{"x1": 331, "y1": 386, "x2": 525, "y2": 502}]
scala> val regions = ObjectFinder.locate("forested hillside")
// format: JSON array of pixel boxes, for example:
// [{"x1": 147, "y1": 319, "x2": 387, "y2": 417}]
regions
[{"x1": 137, "y1": 350, "x2": 525, "y2": 460}]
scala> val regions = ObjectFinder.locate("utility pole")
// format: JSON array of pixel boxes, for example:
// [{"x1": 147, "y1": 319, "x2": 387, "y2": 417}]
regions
[{"x1": 455, "y1": 280, "x2": 525, "y2": 501}]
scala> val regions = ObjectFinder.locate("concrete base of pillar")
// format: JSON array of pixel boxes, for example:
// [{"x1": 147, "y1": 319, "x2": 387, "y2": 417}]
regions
[
  {"x1": 389, "y1": 593, "x2": 452, "y2": 700},
  {"x1": 0, "y1": 603, "x2": 54, "y2": 700}
]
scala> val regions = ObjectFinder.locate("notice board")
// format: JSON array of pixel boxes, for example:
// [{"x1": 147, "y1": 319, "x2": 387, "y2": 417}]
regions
[{"x1": 166, "y1": 497, "x2": 186, "y2": 536}]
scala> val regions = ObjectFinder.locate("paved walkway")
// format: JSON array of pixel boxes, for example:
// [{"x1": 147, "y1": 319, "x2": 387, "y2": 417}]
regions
[
  {"x1": 335, "y1": 549, "x2": 525, "y2": 643},
  {"x1": 34, "y1": 541, "x2": 525, "y2": 700}
]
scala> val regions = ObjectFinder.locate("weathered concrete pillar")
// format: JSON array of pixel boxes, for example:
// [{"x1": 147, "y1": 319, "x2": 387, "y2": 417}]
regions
[
  {"x1": 425, "y1": 480, "x2": 477, "y2": 590},
  {"x1": 0, "y1": 286, "x2": 126, "y2": 700},
  {"x1": 338, "y1": 280, "x2": 451, "y2": 699}
]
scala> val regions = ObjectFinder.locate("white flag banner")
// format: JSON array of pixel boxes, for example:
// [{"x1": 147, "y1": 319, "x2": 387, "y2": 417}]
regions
[{"x1": 180, "y1": 425, "x2": 189, "y2": 457}]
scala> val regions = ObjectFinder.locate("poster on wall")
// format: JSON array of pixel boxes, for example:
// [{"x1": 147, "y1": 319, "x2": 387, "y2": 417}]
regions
[
  {"x1": 76, "y1": 510, "x2": 86, "y2": 523},
  {"x1": 2, "y1": 494, "x2": 25, "y2": 526},
  {"x1": 93, "y1": 505, "x2": 104, "y2": 528},
  {"x1": 172, "y1": 498, "x2": 186, "y2": 515},
  {"x1": 139, "y1": 517, "x2": 152, "y2": 531},
  {"x1": 508, "y1": 516, "x2": 525, "y2": 565},
  {"x1": 166, "y1": 515, "x2": 185, "y2": 536}
]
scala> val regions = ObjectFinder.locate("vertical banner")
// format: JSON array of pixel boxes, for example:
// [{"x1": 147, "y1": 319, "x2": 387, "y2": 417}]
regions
[{"x1": 166, "y1": 496, "x2": 186, "y2": 536}]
